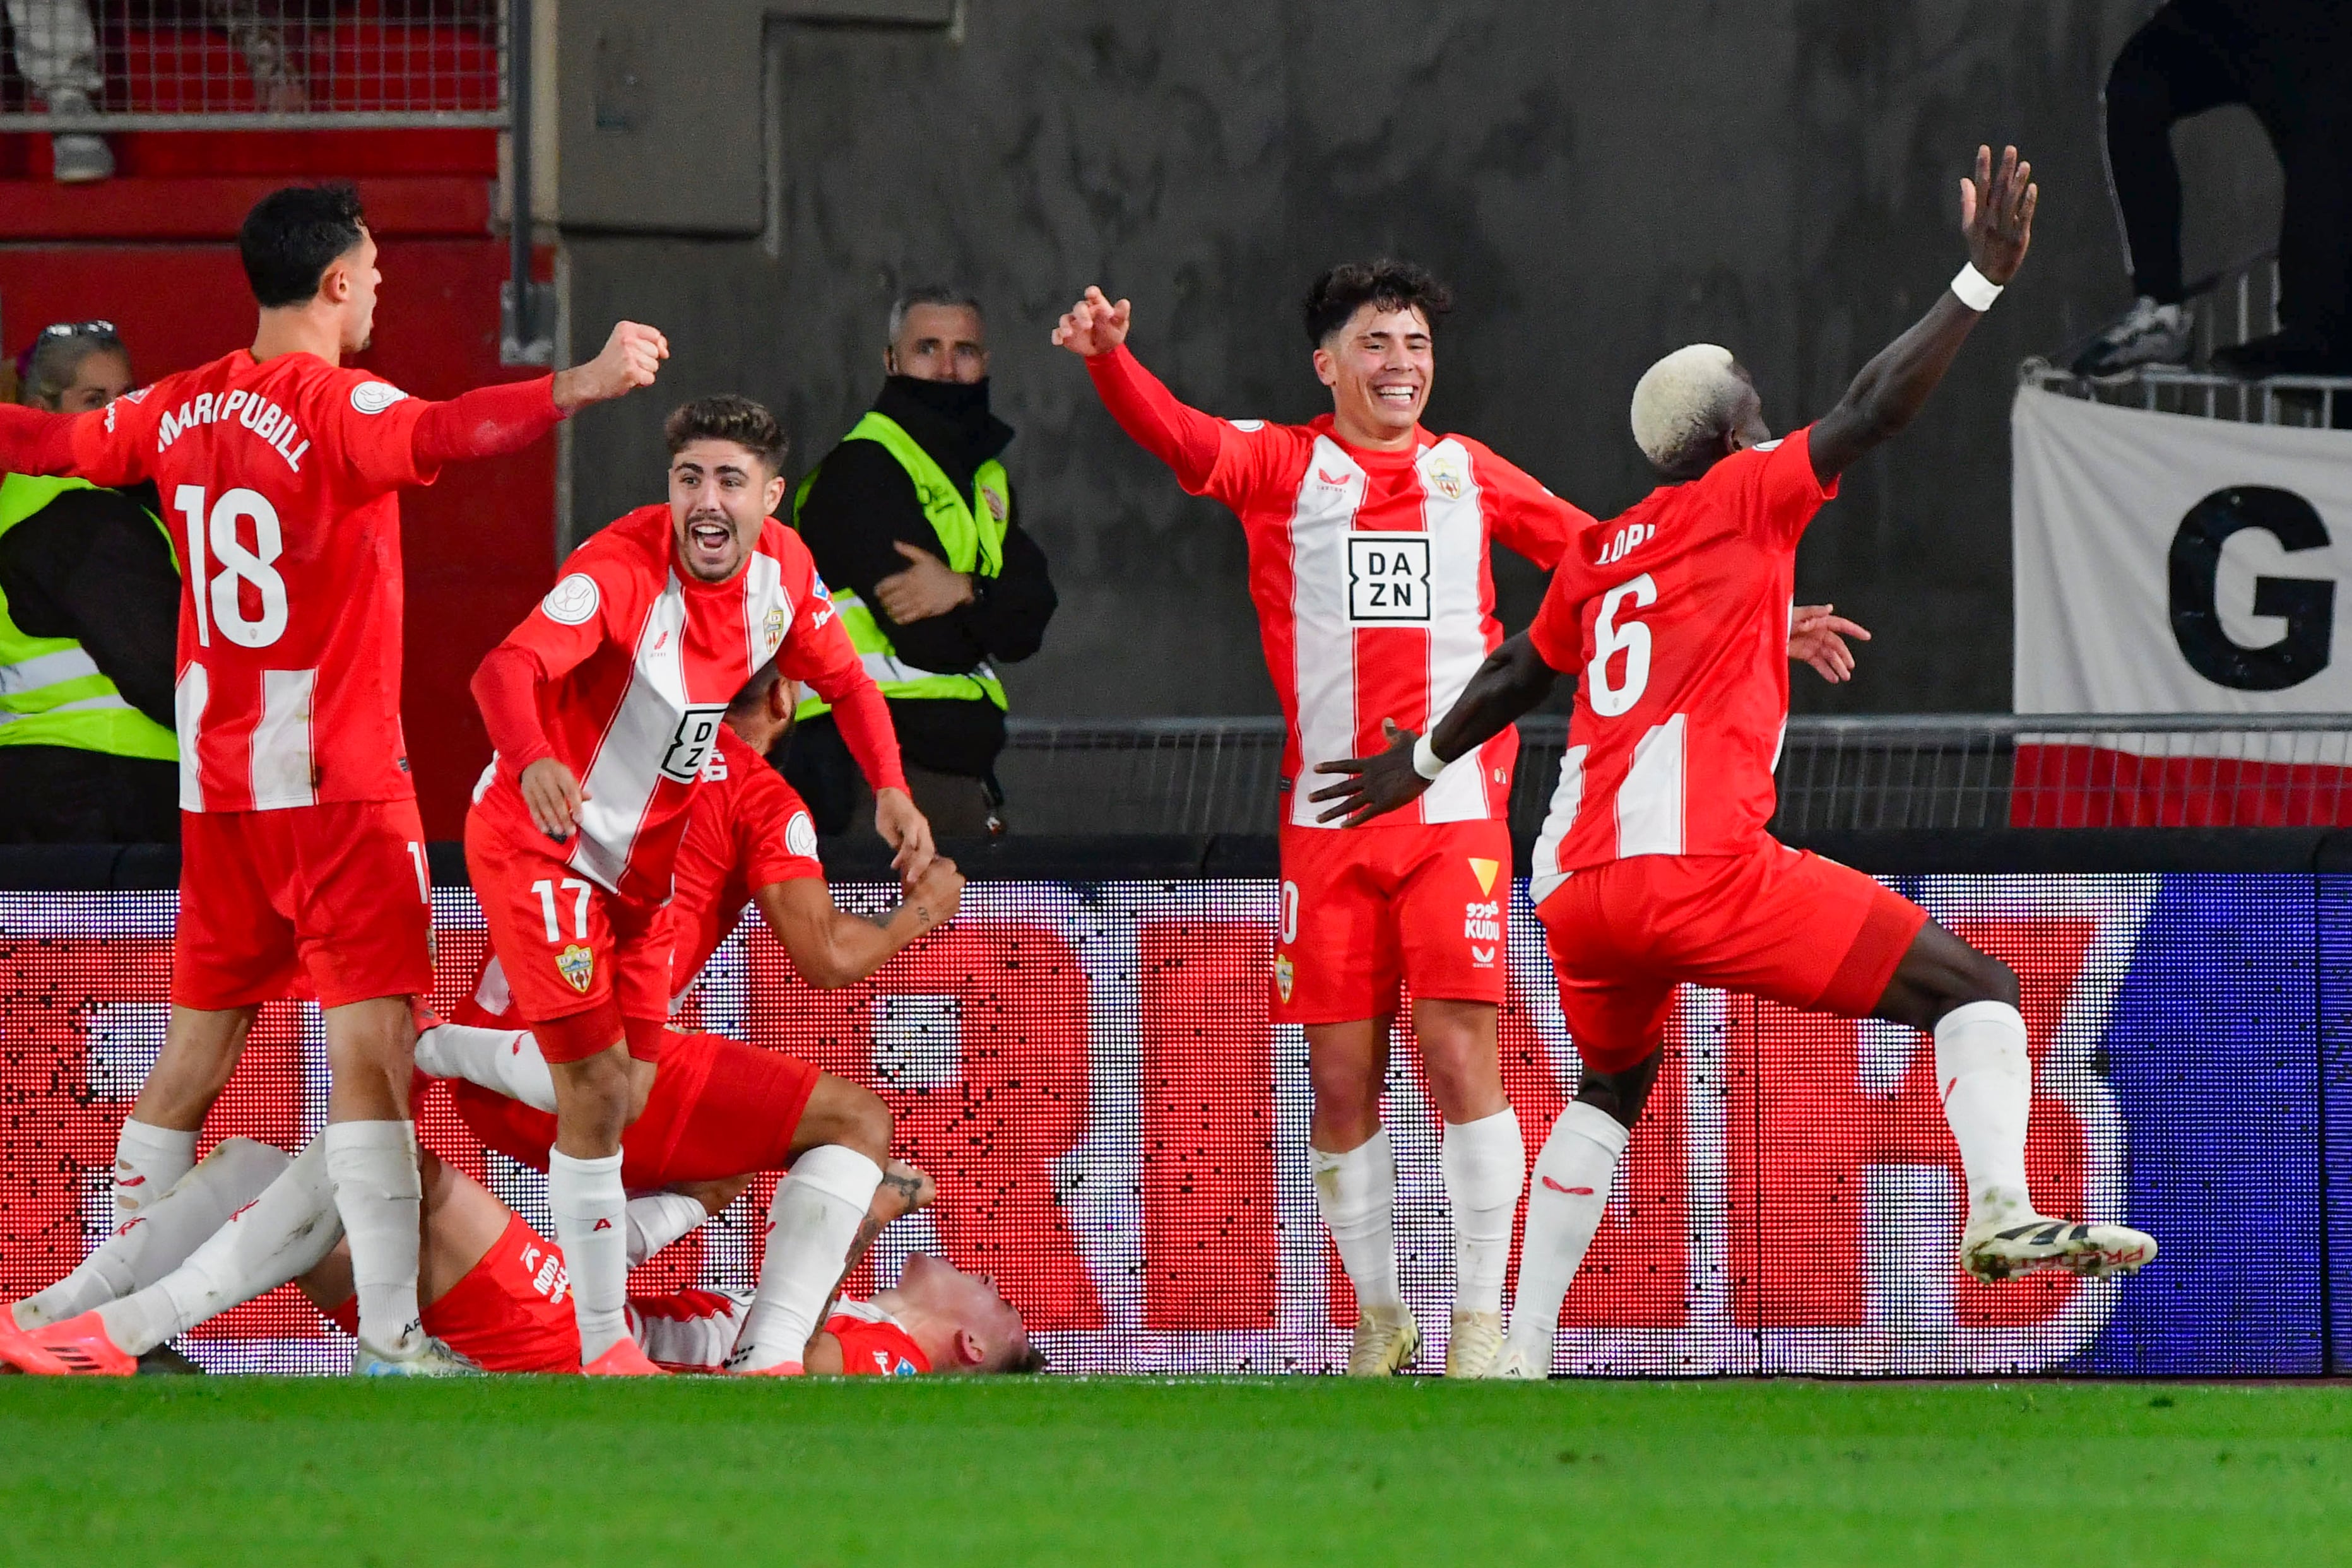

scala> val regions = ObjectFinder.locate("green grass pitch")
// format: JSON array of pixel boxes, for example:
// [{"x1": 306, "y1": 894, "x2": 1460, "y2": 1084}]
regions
[{"x1": 4, "y1": 1378, "x2": 2348, "y2": 1566}]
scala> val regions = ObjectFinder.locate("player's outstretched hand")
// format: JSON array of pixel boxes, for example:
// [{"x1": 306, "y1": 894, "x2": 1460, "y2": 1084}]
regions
[
  {"x1": 552, "y1": 321, "x2": 670, "y2": 411},
  {"x1": 519, "y1": 757, "x2": 586, "y2": 840},
  {"x1": 875, "y1": 786, "x2": 937, "y2": 886},
  {"x1": 1309, "y1": 719, "x2": 1434, "y2": 828},
  {"x1": 1961, "y1": 143, "x2": 2036, "y2": 287},
  {"x1": 1049, "y1": 287, "x2": 1132, "y2": 357},
  {"x1": 1789, "y1": 603, "x2": 1871, "y2": 684}
]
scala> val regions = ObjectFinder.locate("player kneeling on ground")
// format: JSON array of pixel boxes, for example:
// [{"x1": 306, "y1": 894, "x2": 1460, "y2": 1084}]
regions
[
  {"x1": 423, "y1": 659, "x2": 966, "y2": 1376},
  {"x1": 1313, "y1": 145, "x2": 2156, "y2": 1380},
  {"x1": 1, "y1": 1135, "x2": 1033, "y2": 1376}
]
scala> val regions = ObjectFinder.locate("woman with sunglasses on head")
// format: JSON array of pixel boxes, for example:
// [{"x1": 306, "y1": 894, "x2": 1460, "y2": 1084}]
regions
[
  {"x1": 0, "y1": 318, "x2": 179, "y2": 843},
  {"x1": 18, "y1": 319, "x2": 132, "y2": 412}
]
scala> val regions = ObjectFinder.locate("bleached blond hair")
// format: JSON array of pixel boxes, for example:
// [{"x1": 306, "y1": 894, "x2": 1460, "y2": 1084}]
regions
[{"x1": 1629, "y1": 343, "x2": 1747, "y2": 475}]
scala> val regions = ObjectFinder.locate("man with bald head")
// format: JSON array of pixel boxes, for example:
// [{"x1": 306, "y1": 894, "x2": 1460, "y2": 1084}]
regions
[{"x1": 1316, "y1": 145, "x2": 2158, "y2": 1377}]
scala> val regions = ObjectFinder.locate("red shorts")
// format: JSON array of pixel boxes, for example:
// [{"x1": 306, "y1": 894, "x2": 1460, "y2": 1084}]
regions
[
  {"x1": 464, "y1": 806, "x2": 672, "y2": 1063},
  {"x1": 451, "y1": 1029, "x2": 818, "y2": 1186},
  {"x1": 328, "y1": 1212, "x2": 577, "y2": 1373},
  {"x1": 174, "y1": 799, "x2": 432, "y2": 1011},
  {"x1": 1274, "y1": 818, "x2": 1513, "y2": 1023},
  {"x1": 1535, "y1": 842, "x2": 1927, "y2": 1075}
]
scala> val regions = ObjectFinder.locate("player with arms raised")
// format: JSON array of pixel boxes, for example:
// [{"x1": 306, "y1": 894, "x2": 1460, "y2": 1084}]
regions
[
  {"x1": 1314, "y1": 146, "x2": 2158, "y2": 1379},
  {"x1": 465, "y1": 396, "x2": 933, "y2": 1372},
  {"x1": 0, "y1": 183, "x2": 665, "y2": 1374},
  {"x1": 1053, "y1": 263, "x2": 1595, "y2": 1376}
]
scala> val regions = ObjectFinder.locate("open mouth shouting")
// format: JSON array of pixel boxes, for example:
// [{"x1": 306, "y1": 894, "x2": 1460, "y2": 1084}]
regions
[{"x1": 681, "y1": 512, "x2": 741, "y2": 579}]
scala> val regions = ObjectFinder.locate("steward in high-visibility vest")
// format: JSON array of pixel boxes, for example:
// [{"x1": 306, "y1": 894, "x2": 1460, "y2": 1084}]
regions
[
  {"x1": 0, "y1": 471, "x2": 184, "y2": 842},
  {"x1": 786, "y1": 306, "x2": 1057, "y2": 837}
]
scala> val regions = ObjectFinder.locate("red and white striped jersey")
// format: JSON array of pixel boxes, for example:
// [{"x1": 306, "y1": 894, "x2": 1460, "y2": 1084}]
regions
[
  {"x1": 1526, "y1": 427, "x2": 1838, "y2": 897},
  {"x1": 1088, "y1": 346, "x2": 1590, "y2": 828},
  {"x1": 471, "y1": 505, "x2": 863, "y2": 905},
  {"x1": 19, "y1": 351, "x2": 452, "y2": 811}
]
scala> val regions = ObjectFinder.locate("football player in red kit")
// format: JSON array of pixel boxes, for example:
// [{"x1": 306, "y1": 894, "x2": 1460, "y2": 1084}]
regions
[
  {"x1": 434, "y1": 659, "x2": 964, "y2": 1373},
  {"x1": 467, "y1": 420, "x2": 935, "y2": 1373},
  {"x1": 1055, "y1": 269, "x2": 1874, "y2": 1377},
  {"x1": 3, "y1": 1134, "x2": 1034, "y2": 1377},
  {"x1": 0, "y1": 182, "x2": 666, "y2": 1373},
  {"x1": 1315, "y1": 146, "x2": 2156, "y2": 1379}
]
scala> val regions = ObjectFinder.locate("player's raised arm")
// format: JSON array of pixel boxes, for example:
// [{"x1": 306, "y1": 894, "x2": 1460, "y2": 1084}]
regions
[
  {"x1": 390, "y1": 321, "x2": 668, "y2": 481},
  {"x1": 1805, "y1": 144, "x2": 2036, "y2": 485},
  {"x1": 1054, "y1": 286, "x2": 1230, "y2": 494},
  {"x1": 0, "y1": 391, "x2": 157, "y2": 486},
  {"x1": 1310, "y1": 632, "x2": 1566, "y2": 828}
]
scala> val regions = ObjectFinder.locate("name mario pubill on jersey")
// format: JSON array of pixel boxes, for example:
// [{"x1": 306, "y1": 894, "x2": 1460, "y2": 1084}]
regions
[{"x1": 143, "y1": 388, "x2": 314, "y2": 473}]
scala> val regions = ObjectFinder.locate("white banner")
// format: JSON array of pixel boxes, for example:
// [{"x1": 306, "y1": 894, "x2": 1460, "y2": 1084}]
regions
[{"x1": 2012, "y1": 385, "x2": 2352, "y2": 716}]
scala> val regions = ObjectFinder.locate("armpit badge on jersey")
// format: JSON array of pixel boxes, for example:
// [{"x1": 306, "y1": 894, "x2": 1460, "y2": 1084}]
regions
[
  {"x1": 1345, "y1": 533, "x2": 1432, "y2": 624},
  {"x1": 1273, "y1": 952, "x2": 1295, "y2": 1003},
  {"x1": 557, "y1": 943, "x2": 595, "y2": 994}
]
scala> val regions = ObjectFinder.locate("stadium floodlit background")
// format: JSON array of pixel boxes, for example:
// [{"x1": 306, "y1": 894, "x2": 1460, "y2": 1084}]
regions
[{"x1": 1, "y1": 0, "x2": 2349, "y2": 1375}]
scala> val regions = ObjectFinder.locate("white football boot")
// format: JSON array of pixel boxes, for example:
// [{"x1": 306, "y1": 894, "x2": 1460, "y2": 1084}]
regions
[
  {"x1": 1960, "y1": 1214, "x2": 2157, "y2": 1283},
  {"x1": 1445, "y1": 1311, "x2": 1504, "y2": 1378},
  {"x1": 1488, "y1": 1340, "x2": 1547, "y2": 1381},
  {"x1": 352, "y1": 1333, "x2": 483, "y2": 1377},
  {"x1": 1345, "y1": 1303, "x2": 1421, "y2": 1377}
]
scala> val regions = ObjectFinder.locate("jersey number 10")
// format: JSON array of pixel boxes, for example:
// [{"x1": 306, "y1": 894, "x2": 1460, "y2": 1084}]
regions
[{"x1": 175, "y1": 485, "x2": 290, "y2": 650}]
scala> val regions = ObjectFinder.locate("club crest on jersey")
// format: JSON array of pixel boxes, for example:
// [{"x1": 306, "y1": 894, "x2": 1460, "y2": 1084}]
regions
[
  {"x1": 1345, "y1": 533, "x2": 1432, "y2": 624},
  {"x1": 1273, "y1": 952, "x2": 1295, "y2": 1003},
  {"x1": 557, "y1": 944, "x2": 594, "y2": 993},
  {"x1": 762, "y1": 605, "x2": 787, "y2": 654},
  {"x1": 1423, "y1": 452, "x2": 1468, "y2": 501}
]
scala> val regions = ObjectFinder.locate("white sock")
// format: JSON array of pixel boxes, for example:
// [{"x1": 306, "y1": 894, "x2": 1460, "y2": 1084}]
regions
[
  {"x1": 1440, "y1": 1108, "x2": 1526, "y2": 1317},
  {"x1": 18, "y1": 1138, "x2": 288, "y2": 1330},
  {"x1": 1501, "y1": 1102, "x2": 1628, "y2": 1365},
  {"x1": 627, "y1": 1192, "x2": 711, "y2": 1268},
  {"x1": 550, "y1": 1149, "x2": 630, "y2": 1362},
  {"x1": 731, "y1": 1147, "x2": 883, "y2": 1372},
  {"x1": 1935, "y1": 1000, "x2": 2035, "y2": 1224},
  {"x1": 1309, "y1": 1128, "x2": 1403, "y2": 1313},
  {"x1": 112, "y1": 1119, "x2": 198, "y2": 1228},
  {"x1": 98, "y1": 1140, "x2": 340, "y2": 1356},
  {"x1": 413, "y1": 1023, "x2": 557, "y2": 1113},
  {"x1": 323, "y1": 1121, "x2": 423, "y2": 1353}
]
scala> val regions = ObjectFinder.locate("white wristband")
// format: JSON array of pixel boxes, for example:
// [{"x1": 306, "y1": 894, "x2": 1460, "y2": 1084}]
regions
[
  {"x1": 1950, "y1": 262, "x2": 2003, "y2": 312},
  {"x1": 1411, "y1": 732, "x2": 1449, "y2": 781}
]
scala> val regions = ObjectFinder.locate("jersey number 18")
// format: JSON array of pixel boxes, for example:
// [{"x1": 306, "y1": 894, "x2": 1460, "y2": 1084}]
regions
[{"x1": 175, "y1": 485, "x2": 290, "y2": 651}]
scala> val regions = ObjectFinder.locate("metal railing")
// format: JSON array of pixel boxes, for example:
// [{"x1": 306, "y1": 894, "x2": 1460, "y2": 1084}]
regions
[
  {"x1": 995, "y1": 714, "x2": 2352, "y2": 837},
  {"x1": 2028, "y1": 253, "x2": 2352, "y2": 427},
  {"x1": 0, "y1": 1, "x2": 505, "y2": 129}
]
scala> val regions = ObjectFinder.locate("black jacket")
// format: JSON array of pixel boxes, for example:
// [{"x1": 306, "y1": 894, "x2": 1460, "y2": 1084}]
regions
[{"x1": 792, "y1": 376, "x2": 1057, "y2": 778}]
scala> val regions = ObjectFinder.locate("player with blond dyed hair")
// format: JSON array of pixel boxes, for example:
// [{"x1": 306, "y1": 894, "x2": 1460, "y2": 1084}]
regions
[{"x1": 1316, "y1": 145, "x2": 2156, "y2": 1379}]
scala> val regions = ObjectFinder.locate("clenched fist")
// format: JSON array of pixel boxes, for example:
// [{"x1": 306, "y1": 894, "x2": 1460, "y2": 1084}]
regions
[{"x1": 552, "y1": 321, "x2": 670, "y2": 411}]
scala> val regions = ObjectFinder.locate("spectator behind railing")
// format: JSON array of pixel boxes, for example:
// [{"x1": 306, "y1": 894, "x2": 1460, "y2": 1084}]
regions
[
  {"x1": 4, "y1": 0, "x2": 112, "y2": 181},
  {"x1": 2074, "y1": 0, "x2": 2352, "y2": 379},
  {"x1": 0, "y1": 321, "x2": 180, "y2": 842}
]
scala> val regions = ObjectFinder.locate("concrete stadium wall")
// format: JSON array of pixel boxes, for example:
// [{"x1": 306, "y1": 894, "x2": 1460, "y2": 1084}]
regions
[{"x1": 546, "y1": 0, "x2": 2283, "y2": 716}]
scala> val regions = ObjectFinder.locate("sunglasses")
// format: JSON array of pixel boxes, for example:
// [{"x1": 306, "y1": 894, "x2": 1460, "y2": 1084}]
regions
[{"x1": 37, "y1": 320, "x2": 117, "y2": 341}]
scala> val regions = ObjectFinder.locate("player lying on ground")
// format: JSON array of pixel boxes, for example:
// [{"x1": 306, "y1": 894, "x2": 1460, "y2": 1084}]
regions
[
  {"x1": 465, "y1": 397, "x2": 934, "y2": 1373},
  {"x1": 0, "y1": 182, "x2": 667, "y2": 1375},
  {"x1": 1312, "y1": 145, "x2": 2156, "y2": 1380},
  {"x1": 1051, "y1": 268, "x2": 1864, "y2": 1378},
  {"x1": 1, "y1": 1135, "x2": 1032, "y2": 1376},
  {"x1": 425, "y1": 658, "x2": 966, "y2": 1374}
]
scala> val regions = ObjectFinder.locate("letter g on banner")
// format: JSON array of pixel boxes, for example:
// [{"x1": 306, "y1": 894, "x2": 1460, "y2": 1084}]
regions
[{"x1": 2168, "y1": 486, "x2": 2335, "y2": 691}]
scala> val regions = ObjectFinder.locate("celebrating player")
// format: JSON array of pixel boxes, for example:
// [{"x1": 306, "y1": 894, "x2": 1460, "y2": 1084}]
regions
[
  {"x1": 0, "y1": 182, "x2": 666, "y2": 1373},
  {"x1": 1, "y1": 1135, "x2": 1034, "y2": 1377},
  {"x1": 464, "y1": 396, "x2": 933, "y2": 1373},
  {"x1": 431, "y1": 658, "x2": 966, "y2": 1374},
  {"x1": 1311, "y1": 146, "x2": 2158, "y2": 1379}
]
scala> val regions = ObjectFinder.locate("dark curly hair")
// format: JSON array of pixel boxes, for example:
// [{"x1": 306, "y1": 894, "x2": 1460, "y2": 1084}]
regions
[
  {"x1": 664, "y1": 394, "x2": 789, "y2": 474},
  {"x1": 1302, "y1": 259, "x2": 1453, "y2": 346},
  {"x1": 239, "y1": 182, "x2": 369, "y2": 309}
]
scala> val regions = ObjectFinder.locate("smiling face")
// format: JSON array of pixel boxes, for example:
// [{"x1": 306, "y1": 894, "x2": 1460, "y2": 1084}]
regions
[
  {"x1": 892, "y1": 1253, "x2": 1031, "y2": 1372},
  {"x1": 667, "y1": 438, "x2": 786, "y2": 583},
  {"x1": 1314, "y1": 302, "x2": 1433, "y2": 449}
]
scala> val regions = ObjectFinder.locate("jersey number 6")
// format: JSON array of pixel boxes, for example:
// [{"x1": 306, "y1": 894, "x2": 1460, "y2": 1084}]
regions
[
  {"x1": 175, "y1": 485, "x2": 290, "y2": 651},
  {"x1": 1588, "y1": 573, "x2": 1657, "y2": 717}
]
